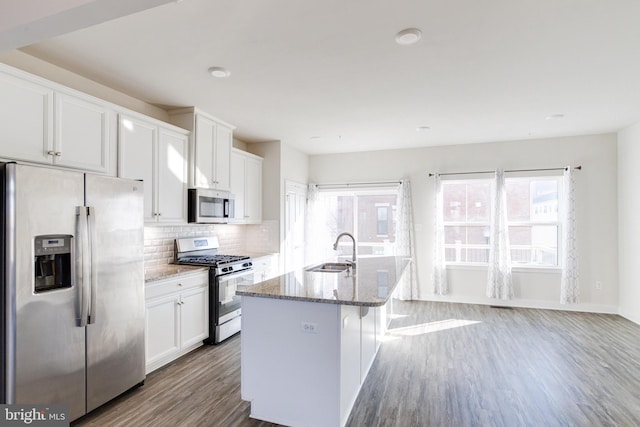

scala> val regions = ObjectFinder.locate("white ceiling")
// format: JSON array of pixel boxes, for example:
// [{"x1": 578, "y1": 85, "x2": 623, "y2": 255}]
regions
[{"x1": 16, "y1": 0, "x2": 640, "y2": 155}]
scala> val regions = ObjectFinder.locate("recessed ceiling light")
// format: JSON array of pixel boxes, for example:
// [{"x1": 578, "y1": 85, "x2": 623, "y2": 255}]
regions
[
  {"x1": 545, "y1": 114, "x2": 565, "y2": 120},
  {"x1": 416, "y1": 126, "x2": 430, "y2": 132},
  {"x1": 395, "y1": 28, "x2": 422, "y2": 45},
  {"x1": 208, "y1": 67, "x2": 230, "y2": 78}
]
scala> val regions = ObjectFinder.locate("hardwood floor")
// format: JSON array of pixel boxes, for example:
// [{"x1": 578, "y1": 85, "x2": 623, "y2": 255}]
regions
[{"x1": 72, "y1": 301, "x2": 640, "y2": 427}]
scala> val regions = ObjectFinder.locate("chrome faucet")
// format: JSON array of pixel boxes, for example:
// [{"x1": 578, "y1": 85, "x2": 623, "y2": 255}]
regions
[{"x1": 333, "y1": 232, "x2": 356, "y2": 267}]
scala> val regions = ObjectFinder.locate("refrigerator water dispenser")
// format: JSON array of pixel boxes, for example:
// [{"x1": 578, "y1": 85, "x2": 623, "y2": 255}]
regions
[{"x1": 34, "y1": 235, "x2": 72, "y2": 292}]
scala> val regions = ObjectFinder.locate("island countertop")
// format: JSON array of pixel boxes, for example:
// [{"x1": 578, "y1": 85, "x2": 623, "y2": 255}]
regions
[{"x1": 237, "y1": 256, "x2": 410, "y2": 307}]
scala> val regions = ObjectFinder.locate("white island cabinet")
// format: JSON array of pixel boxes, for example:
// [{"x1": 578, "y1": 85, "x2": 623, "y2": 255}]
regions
[{"x1": 239, "y1": 256, "x2": 410, "y2": 427}]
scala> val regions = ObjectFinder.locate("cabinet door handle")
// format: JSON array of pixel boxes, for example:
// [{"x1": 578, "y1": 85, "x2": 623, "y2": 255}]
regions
[
  {"x1": 178, "y1": 283, "x2": 183, "y2": 287},
  {"x1": 47, "y1": 150, "x2": 56, "y2": 156},
  {"x1": 55, "y1": 151, "x2": 62, "y2": 156}
]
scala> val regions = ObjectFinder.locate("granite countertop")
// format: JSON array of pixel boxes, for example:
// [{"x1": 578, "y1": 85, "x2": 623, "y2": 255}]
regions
[
  {"x1": 236, "y1": 256, "x2": 410, "y2": 307},
  {"x1": 244, "y1": 251, "x2": 279, "y2": 259},
  {"x1": 145, "y1": 264, "x2": 209, "y2": 283}
]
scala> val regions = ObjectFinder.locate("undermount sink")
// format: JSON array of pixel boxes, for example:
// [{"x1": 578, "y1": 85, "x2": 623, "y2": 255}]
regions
[{"x1": 306, "y1": 262, "x2": 352, "y2": 273}]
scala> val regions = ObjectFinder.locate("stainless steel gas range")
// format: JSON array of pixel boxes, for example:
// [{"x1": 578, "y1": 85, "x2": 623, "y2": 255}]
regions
[{"x1": 174, "y1": 237, "x2": 253, "y2": 344}]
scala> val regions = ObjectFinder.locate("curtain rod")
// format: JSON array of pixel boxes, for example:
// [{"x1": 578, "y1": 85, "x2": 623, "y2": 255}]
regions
[
  {"x1": 428, "y1": 166, "x2": 582, "y2": 177},
  {"x1": 315, "y1": 180, "x2": 402, "y2": 188}
]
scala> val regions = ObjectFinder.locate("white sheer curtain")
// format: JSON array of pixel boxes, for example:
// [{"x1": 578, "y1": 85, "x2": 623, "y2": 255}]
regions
[
  {"x1": 396, "y1": 180, "x2": 419, "y2": 300},
  {"x1": 432, "y1": 173, "x2": 448, "y2": 295},
  {"x1": 486, "y1": 169, "x2": 513, "y2": 300},
  {"x1": 305, "y1": 184, "x2": 331, "y2": 266},
  {"x1": 560, "y1": 166, "x2": 579, "y2": 303}
]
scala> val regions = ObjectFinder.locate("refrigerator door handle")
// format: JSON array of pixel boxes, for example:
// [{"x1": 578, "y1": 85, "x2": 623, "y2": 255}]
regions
[
  {"x1": 87, "y1": 206, "x2": 97, "y2": 324},
  {"x1": 76, "y1": 206, "x2": 91, "y2": 327}
]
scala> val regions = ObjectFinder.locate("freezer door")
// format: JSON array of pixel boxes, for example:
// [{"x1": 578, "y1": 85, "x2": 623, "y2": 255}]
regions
[
  {"x1": 84, "y1": 174, "x2": 145, "y2": 412},
  {"x1": 10, "y1": 165, "x2": 87, "y2": 420}
]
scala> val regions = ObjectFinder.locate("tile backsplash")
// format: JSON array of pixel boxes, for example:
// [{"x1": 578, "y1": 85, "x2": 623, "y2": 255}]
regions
[{"x1": 144, "y1": 220, "x2": 279, "y2": 274}]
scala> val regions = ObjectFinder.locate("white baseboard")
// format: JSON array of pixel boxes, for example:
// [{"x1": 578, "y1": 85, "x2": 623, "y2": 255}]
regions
[
  {"x1": 416, "y1": 294, "x2": 618, "y2": 315},
  {"x1": 618, "y1": 308, "x2": 640, "y2": 326}
]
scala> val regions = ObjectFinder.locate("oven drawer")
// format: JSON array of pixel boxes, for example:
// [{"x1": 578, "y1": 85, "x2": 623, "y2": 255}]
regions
[{"x1": 145, "y1": 270, "x2": 209, "y2": 300}]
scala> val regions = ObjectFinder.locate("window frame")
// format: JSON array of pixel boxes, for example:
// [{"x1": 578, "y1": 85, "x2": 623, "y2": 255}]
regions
[
  {"x1": 316, "y1": 186, "x2": 399, "y2": 259},
  {"x1": 441, "y1": 178, "x2": 492, "y2": 266},
  {"x1": 441, "y1": 175, "x2": 563, "y2": 270}
]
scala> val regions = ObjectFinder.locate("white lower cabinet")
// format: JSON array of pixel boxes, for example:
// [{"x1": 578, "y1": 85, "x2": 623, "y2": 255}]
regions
[
  {"x1": 251, "y1": 254, "x2": 280, "y2": 284},
  {"x1": 145, "y1": 271, "x2": 209, "y2": 374},
  {"x1": 180, "y1": 286, "x2": 209, "y2": 348},
  {"x1": 145, "y1": 294, "x2": 180, "y2": 369}
]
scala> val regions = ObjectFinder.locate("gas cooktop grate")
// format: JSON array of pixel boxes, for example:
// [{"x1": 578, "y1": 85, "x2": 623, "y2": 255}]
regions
[{"x1": 177, "y1": 254, "x2": 250, "y2": 266}]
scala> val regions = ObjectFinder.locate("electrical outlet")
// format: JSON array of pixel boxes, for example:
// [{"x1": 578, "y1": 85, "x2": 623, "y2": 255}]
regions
[
  {"x1": 301, "y1": 322, "x2": 318, "y2": 334},
  {"x1": 595, "y1": 281, "x2": 603, "y2": 290}
]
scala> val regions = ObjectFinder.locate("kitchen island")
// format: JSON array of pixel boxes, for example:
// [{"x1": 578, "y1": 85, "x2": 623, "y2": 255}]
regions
[{"x1": 237, "y1": 256, "x2": 410, "y2": 427}]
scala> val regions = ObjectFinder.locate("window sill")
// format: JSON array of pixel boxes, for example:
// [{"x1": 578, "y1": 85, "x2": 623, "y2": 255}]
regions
[{"x1": 446, "y1": 264, "x2": 561, "y2": 274}]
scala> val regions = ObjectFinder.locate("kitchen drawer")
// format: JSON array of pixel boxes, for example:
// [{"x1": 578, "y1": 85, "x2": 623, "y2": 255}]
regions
[{"x1": 145, "y1": 270, "x2": 209, "y2": 300}]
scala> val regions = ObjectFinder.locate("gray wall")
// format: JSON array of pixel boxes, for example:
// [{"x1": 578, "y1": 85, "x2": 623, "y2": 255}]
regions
[{"x1": 617, "y1": 122, "x2": 640, "y2": 323}]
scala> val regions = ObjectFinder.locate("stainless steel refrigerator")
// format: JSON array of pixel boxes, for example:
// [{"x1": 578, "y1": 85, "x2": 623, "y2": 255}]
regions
[{"x1": 0, "y1": 162, "x2": 145, "y2": 421}]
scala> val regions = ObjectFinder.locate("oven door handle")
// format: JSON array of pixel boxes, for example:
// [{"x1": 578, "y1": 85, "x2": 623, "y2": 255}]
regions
[{"x1": 217, "y1": 269, "x2": 253, "y2": 283}]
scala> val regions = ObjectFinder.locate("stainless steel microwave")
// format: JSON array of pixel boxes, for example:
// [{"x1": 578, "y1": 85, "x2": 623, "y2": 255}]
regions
[{"x1": 188, "y1": 188, "x2": 234, "y2": 223}]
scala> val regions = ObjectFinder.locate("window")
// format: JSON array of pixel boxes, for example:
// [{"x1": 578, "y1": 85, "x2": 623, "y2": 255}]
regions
[
  {"x1": 317, "y1": 189, "x2": 398, "y2": 258},
  {"x1": 443, "y1": 180, "x2": 491, "y2": 263},
  {"x1": 442, "y1": 176, "x2": 562, "y2": 267},
  {"x1": 376, "y1": 204, "x2": 390, "y2": 236}
]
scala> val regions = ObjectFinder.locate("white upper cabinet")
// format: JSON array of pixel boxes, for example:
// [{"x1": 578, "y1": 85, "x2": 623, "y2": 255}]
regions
[
  {"x1": 213, "y1": 121, "x2": 232, "y2": 190},
  {"x1": 118, "y1": 115, "x2": 155, "y2": 220},
  {"x1": 0, "y1": 69, "x2": 53, "y2": 164},
  {"x1": 54, "y1": 92, "x2": 111, "y2": 173},
  {"x1": 157, "y1": 128, "x2": 189, "y2": 223},
  {"x1": 168, "y1": 107, "x2": 234, "y2": 191},
  {"x1": 230, "y1": 148, "x2": 263, "y2": 224},
  {"x1": 244, "y1": 154, "x2": 263, "y2": 222},
  {"x1": 118, "y1": 112, "x2": 188, "y2": 224},
  {"x1": 0, "y1": 64, "x2": 115, "y2": 175}
]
